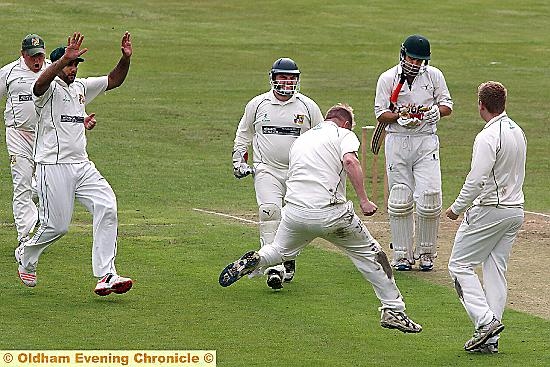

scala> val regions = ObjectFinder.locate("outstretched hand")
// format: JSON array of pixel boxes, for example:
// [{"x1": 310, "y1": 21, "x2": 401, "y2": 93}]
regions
[
  {"x1": 121, "y1": 32, "x2": 132, "y2": 58},
  {"x1": 64, "y1": 32, "x2": 88, "y2": 61}
]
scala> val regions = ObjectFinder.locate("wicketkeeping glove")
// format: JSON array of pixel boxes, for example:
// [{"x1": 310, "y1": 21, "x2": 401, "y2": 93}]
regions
[
  {"x1": 232, "y1": 150, "x2": 253, "y2": 179},
  {"x1": 423, "y1": 105, "x2": 440, "y2": 125}
]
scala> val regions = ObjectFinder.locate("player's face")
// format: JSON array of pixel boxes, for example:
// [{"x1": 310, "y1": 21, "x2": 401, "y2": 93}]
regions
[
  {"x1": 401, "y1": 55, "x2": 424, "y2": 77},
  {"x1": 272, "y1": 73, "x2": 299, "y2": 101},
  {"x1": 274, "y1": 74, "x2": 298, "y2": 91},
  {"x1": 405, "y1": 55, "x2": 423, "y2": 66},
  {"x1": 59, "y1": 61, "x2": 80, "y2": 84},
  {"x1": 22, "y1": 51, "x2": 45, "y2": 73}
]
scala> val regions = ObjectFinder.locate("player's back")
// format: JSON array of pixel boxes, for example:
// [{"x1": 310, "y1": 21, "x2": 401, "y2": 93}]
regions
[{"x1": 285, "y1": 121, "x2": 352, "y2": 209}]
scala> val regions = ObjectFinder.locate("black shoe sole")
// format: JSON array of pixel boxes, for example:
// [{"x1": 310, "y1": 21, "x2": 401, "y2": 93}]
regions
[{"x1": 219, "y1": 251, "x2": 260, "y2": 287}]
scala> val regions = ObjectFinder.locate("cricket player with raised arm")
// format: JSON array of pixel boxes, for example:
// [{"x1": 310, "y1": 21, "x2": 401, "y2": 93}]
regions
[
  {"x1": 446, "y1": 81, "x2": 526, "y2": 353},
  {"x1": 232, "y1": 57, "x2": 323, "y2": 290},
  {"x1": 221, "y1": 104, "x2": 422, "y2": 333},
  {"x1": 15, "y1": 32, "x2": 132, "y2": 296},
  {"x1": 374, "y1": 34, "x2": 453, "y2": 271},
  {"x1": 1, "y1": 34, "x2": 96, "y2": 246}
]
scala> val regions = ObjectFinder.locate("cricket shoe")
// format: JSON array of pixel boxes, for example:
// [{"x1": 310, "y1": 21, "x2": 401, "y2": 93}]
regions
[
  {"x1": 464, "y1": 318, "x2": 504, "y2": 351},
  {"x1": 380, "y1": 309, "x2": 422, "y2": 333},
  {"x1": 219, "y1": 250, "x2": 260, "y2": 287},
  {"x1": 468, "y1": 341, "x2": 498, "y2": 354},
  {"x1": 393, "y1": 258, "x2": 412, "y2": 271},
  {"x1": 15, "y1": 244, "x2": 36, "y2": 287},
  {"x1": 418, "y1": 254, "x2": 434, "y2": 271},
  {"x1": 283, "y1": 260, "x2": 295, "y2": 282},
  {"x1": 94, "y1": 273, "x2": 133, "y2": 296},
  {"x1": 266, "y1": 268, "x2": 284, "y2": 290}
]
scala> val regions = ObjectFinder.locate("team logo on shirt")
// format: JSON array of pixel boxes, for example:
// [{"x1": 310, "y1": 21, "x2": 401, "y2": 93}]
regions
[
  {"x1": 79, "y1": 94, "x2": 85, "y2": 104},
  {"x1": 19, "y1": 94, "x2": 32, "y2": 101},
  {"x1": 10, "y1": 155, "x2": 16, "y2": 165},
  {"x1": 294, "y1": 114, "x2": 305, "y2": 125}
]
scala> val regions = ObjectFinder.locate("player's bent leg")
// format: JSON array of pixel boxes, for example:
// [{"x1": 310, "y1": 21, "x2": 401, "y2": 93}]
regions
[
  {"x1": 414, "y1": 190, "x2": 442, "y2": 271},
  {"x1": 387, "y1": 184, "x2": 414, "y2": 270},
  {"x1": 219, "y1": 250, "x2": 261, "y2": 287}
]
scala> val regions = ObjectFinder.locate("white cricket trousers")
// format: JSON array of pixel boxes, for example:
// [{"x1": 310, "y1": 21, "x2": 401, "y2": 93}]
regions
[
  {"x1": 448, "y1": 205, "x2": 524, "y2": 329},
  {"x1": 259, "y1": 201, "x2": 406, "y2": 311},
  {"x1": 253, "y1": 164, "x2": 287, "y2": 208},
  {"x1": 385, "y1": 133, "x2": 441, "y2": 206},
  {"x1": 6, "y1": 127, "x2": 37, "y2": 241},
  {"x1": 22, "y1": 161, "x2": 118, "y2": 277}
]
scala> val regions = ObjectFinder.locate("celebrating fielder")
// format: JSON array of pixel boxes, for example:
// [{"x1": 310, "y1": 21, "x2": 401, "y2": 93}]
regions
[
  {"x1": 232, "y1": 57, "x2": 323, "y2": 289},
  {"x1": 221, "y1": 104, "x2": 422, "y2": 333},
  {"x1": 373, "y1": 34, "x2": 453, "y2": 271},
  {"x1": 0, "y1": 34, "x2": 48, "y2": 245},
  {"x1": 15, "y1": 32, "x2": 133, "y2": 296},
  {"x1": 446, "y1": 81, "x2": 526, "y2": 353}
]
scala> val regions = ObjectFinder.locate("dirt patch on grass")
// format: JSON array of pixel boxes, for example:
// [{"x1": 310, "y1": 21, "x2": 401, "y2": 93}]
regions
[{"x1": 342, "y1": 211, "x2": 550, "y2": 320}]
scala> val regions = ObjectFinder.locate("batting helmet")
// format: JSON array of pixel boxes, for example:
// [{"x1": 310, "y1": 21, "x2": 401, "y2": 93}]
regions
[
  {"x1": 269, "y1": 57, "x2": 300, "y2": 96},
  {"x1": 400, "y1": 35, "x2": 431, "y2": 61}
]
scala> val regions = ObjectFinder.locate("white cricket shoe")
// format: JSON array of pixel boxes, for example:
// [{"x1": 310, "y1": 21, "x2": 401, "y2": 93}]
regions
[
  {"x1": 380, "y1": 309, "x2": 422, "y2": 333},
  {"x1": 393, "y1": 258, "x2": 412, "y2": 271},
  {"x1": 464, "y1": 318, "x2": 504, "y2": 351},
  {"x1": 419, "y1": 254, "x2": 435, "y2": 271},
  {"x1": 94, "y1": 273, "x2": 133, "y2": 296},
  {"x1": 15, "y1": 244, "x2": 36, "y2": 287}
]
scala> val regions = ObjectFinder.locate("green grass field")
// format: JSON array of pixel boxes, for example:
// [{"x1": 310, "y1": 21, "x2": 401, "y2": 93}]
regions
[{"x1": 1, "y1": 1, "x2": 549, "y2": 366}]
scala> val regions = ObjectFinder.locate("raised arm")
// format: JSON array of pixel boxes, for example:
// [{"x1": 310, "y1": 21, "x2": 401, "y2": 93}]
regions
[
  {"x1": 33, "y1": 33, "x2": 88, "y2": 97},
  {"x1": 106, "y1": 32, "x2": 132, "y2": 91}
]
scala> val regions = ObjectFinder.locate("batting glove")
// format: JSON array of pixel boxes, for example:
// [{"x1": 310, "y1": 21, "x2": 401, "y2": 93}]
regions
[
  {"x1": 397, "y1": 115, "x2": 421, "y2": 129},
  {"x1": 423, "y1": 105, "x2": 440, "y2": 125},
  {"x1": 232, "y1": 150, "x2": 253, "y2": 179}
]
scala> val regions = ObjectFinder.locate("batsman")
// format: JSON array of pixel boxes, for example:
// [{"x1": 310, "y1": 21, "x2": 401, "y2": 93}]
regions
[
  {"x1": 232, "y1": 58, "x2": 323, "y2": 289},
  {"x1": 373, "y1": 34, "x2": 453, "y2": 271}
]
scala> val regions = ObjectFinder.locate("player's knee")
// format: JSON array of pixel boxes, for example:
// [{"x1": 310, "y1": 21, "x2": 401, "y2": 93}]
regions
[
  {"x1": 388, "y1": 184, "x2": 413, "y2": 216},
  {"x1": 258, "y1": 203, "x2": 281, "y2": 222},
  {"x1": 416, "y1": 190, "x2": 442, "y2": 217}
]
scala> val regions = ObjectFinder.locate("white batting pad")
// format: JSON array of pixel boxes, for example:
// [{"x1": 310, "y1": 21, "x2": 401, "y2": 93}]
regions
[
  {"x1": 387, "y1": 184, "x2": 414, "y2": 263},
  {"x1": 414, "y1": 190, "x2": 442, "y2": 258},
  {"x1": 258, "y1": 203, "x2": 281, "y2": 248}
]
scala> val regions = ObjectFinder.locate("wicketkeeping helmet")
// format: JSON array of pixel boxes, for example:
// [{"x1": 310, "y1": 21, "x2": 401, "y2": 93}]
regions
[
  {"x1": 269, "y1": 57, "x2": 300, "y2": 96},
  {"x1": 400, "y1": 35, "x2": 430, "y2": 77}
]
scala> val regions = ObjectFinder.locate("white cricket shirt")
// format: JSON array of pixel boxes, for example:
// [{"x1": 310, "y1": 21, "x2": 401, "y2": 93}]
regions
[
  {"x1": 233, "y1": 90, "x2": 323, "y2": 169},
  {"x1": 0, "y1": 57, "x2": 50, "y2": 132},
  {"x1": 374, "y1": 64, "x2": 453, "y2": 134},
  {"x1": 285, "y1": 120, "x2": 360, "y2": 209},
  {"x1": 32, "y1": 75, "x2": 108, "y2": 164},
  {"x1": 451, "y1": 112, "x2": 526, "y2": 214}
]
